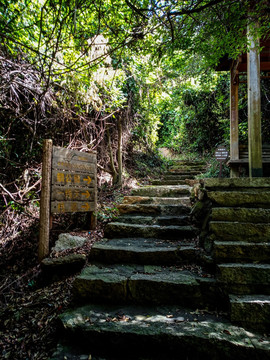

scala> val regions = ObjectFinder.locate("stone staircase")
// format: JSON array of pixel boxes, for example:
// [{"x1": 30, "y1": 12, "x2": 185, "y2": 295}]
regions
[
  {"x1": 51, "y1": 170, "x2": 270, "y2": 359},
  {"x1": 152, "y1": 159, "x2": 206, "y2": 185},
  {"x1": 205, "y1": 178, "x2": 270, "y2": 333}
]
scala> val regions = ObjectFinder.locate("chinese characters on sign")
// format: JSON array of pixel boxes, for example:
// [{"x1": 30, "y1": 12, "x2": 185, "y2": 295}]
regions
[
  {"x1": 215, "y1": 145, "x2": 229, "y2": 162},
  {"x1": 215, "y1": 144, "x2": 229, "y2": 178},
  {"x1": 51, "y1": 147, "x2": 97, "y2": 214}
]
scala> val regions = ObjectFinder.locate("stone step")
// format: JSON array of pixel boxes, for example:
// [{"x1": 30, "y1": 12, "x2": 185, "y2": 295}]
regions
[
  {"x1": 72, "y1": 264, "x2": 221, "y2": 309},
  {"x1": 168, "y1": 169, "x2": 205, "y2": 175},
  {"x1": 123, "y1": 196, "x2": 191, "y2": 206},
  {"x1": 230, "y1": 294, "x2": 270, "y2": 332},
  {"x1": 89, "y1": 238, "x2": 201, "y2": 265},
  {"x1": 212, "y1": 207, "x2": 270, "y2": 223},
  {"x1": 118, "y1": 203, "x2": 191, "y2": 216},
  {"x1": 104, "y1": 222, "x2": 198, "y2": 240},
  {"x1": 165, "y1": 170, "x2": 201, "y2": 176},
  {"x1": 163, "y1": 176, "x2": 196, "y2": 182},
  {"x1": 218, "y1": 263, "x2": 270, "y2": 294},
  {"x1": 116, "y1": 215, "x2": 191, "y2": 226},
  {"x1": 210, "y1": 221, "x2": 270, "y2": 242},
  {"x1": 57, "y1": 304, "x2": 270, "y2": 360},
  {"x1": 214, "y1": 241, "x2": 270, "y2": 263},
  {"x1": 170, "y1": 160, "x2": 206, "y2": 166},
  {"x1": 208, "y1": 191, "x2": 270, "y2": 207},
  {"x1": 169, "y1": 163, "x2": 206, "y2": 170},
  {"x1": 131, "y1": 185, "x2": 191, "y2": 198},
  {"x1": 151, "y1": 179, "x2": 188, "y2": 186},
  {"x1": 204, "y1": 178, "x2": 270, "y2": 190},
  {"x1": 163, "y1": 174, "x2": 196, "y2": 180}
]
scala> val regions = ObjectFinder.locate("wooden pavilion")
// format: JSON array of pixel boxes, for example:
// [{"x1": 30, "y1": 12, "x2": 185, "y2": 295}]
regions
[{"x1": 216, "y1": 30, "x2": 270, "y2": 178}]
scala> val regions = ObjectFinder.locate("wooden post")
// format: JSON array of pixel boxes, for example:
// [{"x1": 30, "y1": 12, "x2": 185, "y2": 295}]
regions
[
  {"x1": 247, "y1": 23, "x2": 263, "y2": 177},
  {"x1": 117, "y1": 117, "x2": 123, "y2": 187},
  {"x1": 230, "y1": 67, "x2": 239, "y2": 177},
  {"x1": 38, "y1": 139, "x2": 53, "y2": 261},
  {"x1": 90, "y1": 154, "x2": 97, "y2": 230}
]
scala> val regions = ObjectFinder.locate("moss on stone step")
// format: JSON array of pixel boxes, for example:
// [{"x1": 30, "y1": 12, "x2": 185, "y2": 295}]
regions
[
  {"x1": 230, "y1": 294, "x2": 270, "y2": 332},
  {"x1": 104, "y1": 222, "x2": 198, "y2": 240},
  {"x1": 212, "y1": 207, "x2": 270, "y2": 223},
  {"x1": 118, "y1": 203, "x2": 191, "y2": 216},
  {"x1": 214, "y1": 241, "x2": 270, "y2": 263},
  {"x1": 210, "y1": 221, "x2": 270, "y2": 242},
  {"x1": 208, "y1": 191, "x2": 270, "y2": 207},
  {"x1": 131, "y1": 185, "x2": 191, "y2": 197}
]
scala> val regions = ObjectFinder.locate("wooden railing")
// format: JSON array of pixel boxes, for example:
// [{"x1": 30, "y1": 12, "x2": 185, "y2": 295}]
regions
[{"x1": 228, "y1": 144, "x2": 270, "y2": 165}]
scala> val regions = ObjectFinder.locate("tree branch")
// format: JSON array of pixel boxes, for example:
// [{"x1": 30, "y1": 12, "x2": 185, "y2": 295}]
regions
[{"x1": 169, "y1": 0, "x2": 227, "y2": 16}]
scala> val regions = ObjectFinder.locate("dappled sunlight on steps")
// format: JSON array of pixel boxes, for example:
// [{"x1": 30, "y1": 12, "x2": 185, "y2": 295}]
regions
[{"x1": 52, "y1": 165, "x2": 270, "y2": 359}]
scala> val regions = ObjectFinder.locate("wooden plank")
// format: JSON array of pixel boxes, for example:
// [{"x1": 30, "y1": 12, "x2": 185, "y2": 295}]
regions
[
  {"x1": 39, "y1": 139, "x2": 53, "y2": 262},
  {"x1": 230, "y1": 68, "x2": 239, "y2": 177},
  {"x1": 52, "y1": 158, "x2": 96, "y2": 173},
  {"x1": 51, "y1": 186, "x2": 95, "y2": 201},
  {"x1": 51, "y1": 201, "x2": 95, "y2": 214},
  {"x1": 53, "y1": 147, "x2": 96, "y2": 163},
  {"x1": 51, "y1": 170, "x2": 95, "y2": 187},
  {"x1": 247, "y1": 23, "x2": 263, "y2": 177}
]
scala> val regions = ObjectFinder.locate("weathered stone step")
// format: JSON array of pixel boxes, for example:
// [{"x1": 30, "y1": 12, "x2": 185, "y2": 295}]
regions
[
  {"x1": 212, "y1": 207, "x2": 270, "y2": 223},
  {"x1": 205, "y1": 178, "x2": 270, "y2": 190},
  {"x1": 73, "y1": 264, "x2": 221, "y2": 308},
  {"x1": 116, "y1": 215, "x2": 190, "y2": 226},
  {"x1": 58, "y1": 304, "x2": 270, "y2": 360},
  {"x1": 208, "y1": 191, "x2": 270, "y2": 207},
  {"x1": 104, "y1": 222, "x2": 198, "y2": 240},
  {"x1": 230, "y1": 294, "x2": 270, "y2": 332},
  {"x1": 210, "y1": 221, "x2": 270, "y2": 242},
  {"x1": 151, "y1": 179, "x2": 188, "y2": 186},
  {"x1": 123, "y1": 195, "x2": 191, "y2": 206},
  {"x1": 170, "y1": 160, "x2": 206, "y2": 166},
  {"x1": 218, "y1": 263, "x2": 270, "y2": 294},
  {"x1": 118, "y1": 203, "x2": 191, "y2": 216},
  {"x1": 169, "y1": 164, "x2": 206, "y2": 171},
  {"x1": 163, "y1": 174, "x2": 196, "y2": 180},
  {"x1": 89, "y1": 238, "x2": 200, "y2": 265},
  {"x1": 165, "y1": 170, "x2": 200, "y2": 176},
  {"x1": 214, "y1": 241, "x2": 270, "y2": 263},
  {"x1": 163, "y1": 176, "x2": 196, "y2": 182},
  {"x1": 131, "y1": 185, "x2": 191, "y2": 198}
]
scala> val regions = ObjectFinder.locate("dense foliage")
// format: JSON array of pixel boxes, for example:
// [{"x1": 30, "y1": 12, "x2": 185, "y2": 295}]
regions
[{"x1": 0, "y1": 0, "x2": 270, "y2": 233}]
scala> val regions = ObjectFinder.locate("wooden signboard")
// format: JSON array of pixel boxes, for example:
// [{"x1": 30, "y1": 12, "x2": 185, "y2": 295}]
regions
[
  {"x1": 38, "y1": 140, "x2": 97, "y2": 261},
  {"x1": 51, "y1": 146, "x2": 96, "y2": 214}
]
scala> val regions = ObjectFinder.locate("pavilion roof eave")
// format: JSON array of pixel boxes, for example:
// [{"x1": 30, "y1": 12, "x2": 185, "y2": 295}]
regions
[{"x1": 215, "y1": 38, "x2": 270, "y2": 72}]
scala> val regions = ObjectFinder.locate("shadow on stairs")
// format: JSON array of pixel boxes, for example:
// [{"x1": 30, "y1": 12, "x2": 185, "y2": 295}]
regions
[{"x1": 51, "y1": 165, "x2": 270, "y2": 360}]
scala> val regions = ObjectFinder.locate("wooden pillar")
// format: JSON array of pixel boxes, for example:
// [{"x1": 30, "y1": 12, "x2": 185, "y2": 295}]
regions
[
  {"x1": 247, "y1": 24, "x2": 263, "y2": 177},
  {"x1": 230, "y1": 67, "x2": 239, "y2": 177},
  {"x1": 38, "y1": 139, "x2": 53, "y2": 261}
]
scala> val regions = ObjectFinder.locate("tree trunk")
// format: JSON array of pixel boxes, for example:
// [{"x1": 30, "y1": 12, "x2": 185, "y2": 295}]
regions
[{"x1": 106, "y1": 127, "x2": 118, "y2": 184}]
